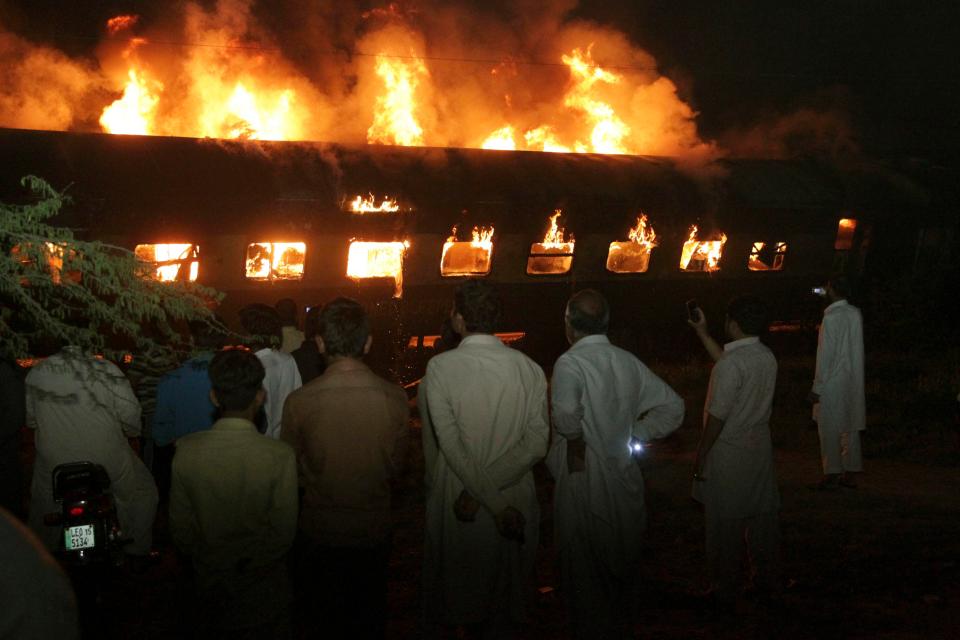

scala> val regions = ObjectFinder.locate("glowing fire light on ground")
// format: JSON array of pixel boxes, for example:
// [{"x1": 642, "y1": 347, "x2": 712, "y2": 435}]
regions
[
  {"x1": 134, "y1": 244, "x2": 199, "y2": 281},
  {"x1": 367, "y1": 55, "x2": 427, "y2": 146},
  {"x1": 245, "y1": 242, "x2": 306, "y2": 281},
  {"x1": 349, "y1": 194, "x2": 401, "y2": 213},
  {"x1": 679, "y1": 225, "x2": 727, "y2": 272},
  {"x1": 607, "y1": 214, "x2": 658, "y2": 273},
  {"x1": 441, "y1": 226, "x2": 495, "y2": 276},
  {"x1": 528, "y1": 211, "x2": 575, "y2": 274},
  {"x1": 99, "y1": 69, "x2": 161, "y2": 135},
  {"x1": 346, "y1": 240, "x2": 409, "y2": 297}
]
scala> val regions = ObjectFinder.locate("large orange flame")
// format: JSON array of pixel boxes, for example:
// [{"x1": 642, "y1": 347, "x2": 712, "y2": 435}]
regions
[
  {"x1": 680, "y1": 225, "x2": 727, "y2": 272},
  {"x1": 346, "y1": 240, "x2": 410, "y2": 297},
  {"x1": 99, "y1": 69, "x2": 161, "y2": 135},
  {"x1": 367, "y1": 54, "x2": 427, "y2": 146},
  {"x1": 561, "y1": 46, "x2": 631, "y2": 154}
]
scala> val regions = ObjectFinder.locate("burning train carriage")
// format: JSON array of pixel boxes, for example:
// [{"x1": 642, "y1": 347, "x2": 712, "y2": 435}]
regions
[{"x1": 0, "y1": 127, "x2": 910, "y2": 372}]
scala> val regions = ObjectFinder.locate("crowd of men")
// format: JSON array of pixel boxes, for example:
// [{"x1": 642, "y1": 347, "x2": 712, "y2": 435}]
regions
[{"x1": 0, "y1": 277, "x2": 866, "y2": 639}]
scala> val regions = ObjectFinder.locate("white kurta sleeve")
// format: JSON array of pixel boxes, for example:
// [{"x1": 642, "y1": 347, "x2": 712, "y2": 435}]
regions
[
  {"x1": 812, "y1": 315, "x2": 839, "y2": 396},
  {"x1": 550, "y1": 356, "x2": 585, "y2": 439},
  {"x1": 705, "y1": 357, "x2": 741, "y2": 422},
  {"x1": 633, "y1": 366, "x2": 685, "y2": 442},
  {"x1": 486, "y1": 369, "x2": 549, "y2": 490},
  {"x1": 424, "y1": 362, "x2": 510, "y2": 514}
]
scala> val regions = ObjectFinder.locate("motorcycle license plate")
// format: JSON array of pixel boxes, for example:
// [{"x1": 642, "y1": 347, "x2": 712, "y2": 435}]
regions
[{"x1": 65, "y1": 525, "x2": 96, "y2": 550}]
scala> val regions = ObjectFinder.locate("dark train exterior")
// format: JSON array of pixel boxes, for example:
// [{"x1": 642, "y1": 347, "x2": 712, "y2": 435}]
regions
[{"x1": 0, "y1": 127, "x2": 947, "y2": 373}]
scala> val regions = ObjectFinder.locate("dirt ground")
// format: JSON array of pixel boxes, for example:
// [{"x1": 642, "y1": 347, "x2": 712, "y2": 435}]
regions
[{"x1": 26, "y1": 345, "x2": 960, "y2": 639}]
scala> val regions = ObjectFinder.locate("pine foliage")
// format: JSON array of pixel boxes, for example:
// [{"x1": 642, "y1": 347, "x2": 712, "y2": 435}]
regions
[{"x1": 0, "y1": 176, "x2": 223, "y2": 361}]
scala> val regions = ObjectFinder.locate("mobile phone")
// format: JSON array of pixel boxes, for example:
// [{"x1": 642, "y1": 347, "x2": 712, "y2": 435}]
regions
[
  {"x1": 686, "y1": 299, "x2": 701, "y2": 323},
  {"x1": 811, "y1": 286, "x2": 827, "y2": 297}
]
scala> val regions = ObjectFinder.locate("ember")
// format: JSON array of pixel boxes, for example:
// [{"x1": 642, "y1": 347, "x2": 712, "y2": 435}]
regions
[
  {"x1": 747, "y1": 242, "x2": 787, "y2": 271},
  {"x1": 528, "y1": 211, "x2": 575, "y2": 275},
  {"x1": 441, "y1": 226, "x2": 495, "y2": 276},
  {"x1": 346, "y1": 240, "x2": 409, "y2": 297},
  {"x1": 679, "y1": 225, "x2": 726, "y2": 272},
  {"x1": 245, "y1": 242, "x2": 305, "y2": 281},
  {"x1": 607, "y1": 215, "x2": 657, "y2": 273},
  {"x1": 134, "y1": 244, "x2": 199, "y2": 282},
  {"x1": 349, "y1": 194, "x2": 401, "y2": 213}
]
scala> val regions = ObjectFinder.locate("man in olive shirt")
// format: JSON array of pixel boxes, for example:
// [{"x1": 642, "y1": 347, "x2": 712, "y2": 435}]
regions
[
  {"x1": 169, "y1": 349, "x2": 298, "y2": 638},
  {"x1": 282, "y1": 297, "x2": 409, "y2": 638}
]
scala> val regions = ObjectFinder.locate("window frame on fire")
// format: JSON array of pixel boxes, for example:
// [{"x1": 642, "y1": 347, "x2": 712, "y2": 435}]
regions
[
  {"x1": 134, "y1": 243, "x2": 201, "y2": 282},
  {"x1": 439, "y1": 235, "x2": 496, "y2": 278},
  {"x1": 746, "y1": 240, "x2": 788, "y2": 272},
  {"x1": 243, "y1": 241, "x2": 308, "y2": 282}
]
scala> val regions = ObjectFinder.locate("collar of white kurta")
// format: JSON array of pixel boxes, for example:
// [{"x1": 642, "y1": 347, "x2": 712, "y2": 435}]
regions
[
  {"x1": 211, "y1": 417, "x2": 258, "y2": 432},
  {"x1": 825, "y1": 299, "x2": 849, "y2": 314},
  {"x1": 723, "y1": 336, "x2": 759, "y2": 352},
  {"x1": 569, "y1": 334, "x2": 610, "y2": 351},
  {"x1": 458, "y1": 334, "x2": 508, "y2": 347}
]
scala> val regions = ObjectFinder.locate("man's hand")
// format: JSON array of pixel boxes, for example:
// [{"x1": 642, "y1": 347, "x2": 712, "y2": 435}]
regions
[
  {"x1": 495, "y1": 507, "x2": 526, "y2": 543},
  {"x1": 687, "y1": 308, "x2": 708, "y2": 334},
  {"x1": 566, "y1": 438, "x2": 586, "y2": 474},
  {"x1": 453, "y1": 489, "x2": 481, "y2": 522},
  {"x1": 807, "y1": 391, "x2": 820, "y2": 404}
]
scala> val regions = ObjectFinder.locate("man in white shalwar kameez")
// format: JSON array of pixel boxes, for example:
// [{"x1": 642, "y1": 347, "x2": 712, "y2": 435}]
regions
[
  {"x1": 547, "y1": 290, "x2": 684, "y2": 639},
  {"x1": 809, "y1": 274, "x2": 866, "y2": 489},
  {"x1": 26, "y1": 347, "x2": 158, "y2": 556},
  {"x1": 420, "y1": 280, "x2": 549, "y2": 638},
  {"x1": 689, "y1": 296, "x2": 781, "y2": 607}
]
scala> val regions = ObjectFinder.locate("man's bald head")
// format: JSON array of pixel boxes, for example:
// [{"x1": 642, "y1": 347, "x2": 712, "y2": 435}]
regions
[{"x1": 565, "y1": 289, "x2": 610, "y2": 338}]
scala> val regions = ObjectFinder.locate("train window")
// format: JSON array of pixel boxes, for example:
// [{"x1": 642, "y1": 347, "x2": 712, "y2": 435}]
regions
[
  {"x1": 245, "y1": 242, "x2": 306, "y2": 281},
  {"x1": 348, "y1": 194, "x2": 400, "y2": 213},
  {"x1": 835, "y1": 218, "x2": 857, "y2": 250},
  {"x1": 441, "y1": 226, "x2": 494, "y2": 277},
  {"x1": 11, "y1": 242, "x2": 80, "y2": 285},
  {"x1": 134, "y1": 244, "x2": 199, "y2": 282},
  {"x1": 346, "y1": 240, "x2": 409, "y2": 297},
  {"x1": 527, "y1": 210, "x2": 575, "y2": 275},
  {"x1": 679, "y1": 225, "x2": 727, "y2": 272},
  {"x1": 747, "y1": 242, "x2": 787, "y2": 271},
  {"x1": 606, "y1": 215, "x2": 657, "y2": 273}
]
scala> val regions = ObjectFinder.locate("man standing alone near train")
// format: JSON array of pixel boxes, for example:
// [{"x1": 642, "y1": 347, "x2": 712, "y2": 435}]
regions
[
  {"x1": 809, "y1": 274, "x2": 866, "y2": 489},
  {"x1": 548, "y1": 289, "x2": 684, "y2": 638},
  {"x1": 420, "y1": 280, "x2": 549, "y2": 638},
  {"x1": 689, "y1": 296, "x2": 781, "y2": 608}
]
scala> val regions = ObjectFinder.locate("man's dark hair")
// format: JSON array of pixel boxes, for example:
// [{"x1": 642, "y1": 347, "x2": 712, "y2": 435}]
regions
[
  {"x1": 318, "y1": 297, "x2": 370, "y2": 358},
  {"x1": 828, "y1": 273, "x2": 852, "y2": 298},
  {"x1": 208, "y1": 349, "x2": 265, "y2": 412},
  {"x1": 303, "y1": 304, "x2": 322, "y2": 341},
  {"x1": 239, "y1": 304, "x2": 281, "y2": 347},
  {"x1": 454, "y1": 280, "x2": 501, "y2": 334},
  {"x1": 275, "y1": 298, "x2": 298, "y2": 326},
  {"x1": 566, "y1": 289, "x2": 610, "y2": 336},
  {"x1": 188, "y1": 317, "x2": 226, "y2": 351},
  {"x1": 726, "y1": 295, "x2": 768, "y2": 336}
]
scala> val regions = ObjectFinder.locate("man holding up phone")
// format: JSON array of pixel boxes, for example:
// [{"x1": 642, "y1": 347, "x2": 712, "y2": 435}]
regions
[{"x1": 688, "y1": 296, "x2": 782, "y2": 609}]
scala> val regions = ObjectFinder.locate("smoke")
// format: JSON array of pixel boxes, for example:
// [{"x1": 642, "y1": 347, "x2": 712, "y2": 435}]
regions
[
  {"x1": 0, "y1": 0, "x2": 726, "y2": 163},
  {"x1": 718, "y1": 107, "x2": 859, "y2": 160}
]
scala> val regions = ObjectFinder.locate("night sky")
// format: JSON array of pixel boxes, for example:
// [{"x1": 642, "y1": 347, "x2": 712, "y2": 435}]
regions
[{"x1": 2, "y1": 0, "x2": 958, "y2": 158}]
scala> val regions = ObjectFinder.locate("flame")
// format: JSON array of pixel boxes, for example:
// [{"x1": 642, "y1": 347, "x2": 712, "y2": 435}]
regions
[
  {"x1": 134, "y1": 244, "x2": 199, "y2": 281},
  {"x1": 218, "y1": 83, "x2": 295, "y2": 140},
  {"x1": 245, "y1": 242, "x2": 306, "y2": 280},
  {"x1": 367, "y1": 54, "x2": 427, "y2": 146},
  {"x1": 627, "y1": 214, "x2": 658, "y2": 249},
  {"x1": 561, "y1": 46, "x2": 631, "y2": 154},
  {"x1": 541, "y1": 210, "x2": 574, "y2": 248},
  {"x1": 523, "y1": 126, "x2": 572, "y2": 153},
  {"x1": 482, "y1": 126, "x2": 516, "y2": 150},
  {"x1": 99, "y1": 69, "x2": 161, "y2": 135},
  {"x1": 680, "y1": 225, "x2": 727, "y2": 272},
  {"x1": 349, "y1": 194, "x2": 400, "y2": 213},
  {"x1": 606, "y1": 215, "x2": 657, "y2": 273},
  {"x1": 346, "y1": 240, "x2": 409, "y2": 297},
  {"x1": 441, "y1": 225, "x2": 495, "y2": 276},
  {"x1": 748, "y1": 241, "x2": 787, "y2": 271},
  {"x1": 106, "y1": 15, "x2": 139, "y2": 35}
]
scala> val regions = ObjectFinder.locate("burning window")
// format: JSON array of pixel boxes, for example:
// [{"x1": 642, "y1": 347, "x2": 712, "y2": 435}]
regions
[
  {"x1": 607, "y1": 215, "x2": 657, "y2": 273},
  {"x1": 245, "y1": 242, "x2": 306, "y2": 281},
  {"x1": 441, "y1": 226, "x2": 495, "y2": 277},
  {"x1": 527, "y1": 211, "x2": 575, "y2": 275},
  {"x1": 134, "y1": 244, "x2": 199, "y2": 282},
  {"x1": 11, "y1": 242, "x2": 80, "y2": 285},
  {"x1": 747, "y1": 242, "x2": 788, "y2": 271},
  {"x1": 835, "y1": 218, "x2": 857, "y2": 250},
  {"x1": 346, "y1": 241, "x2": 409, "y2": 297},
  {"x1": 679, "y1": 226, "x2": 727, "y2": 272},
  {"x1": 348, "y1": 194, "x2": 401, "y2": 214}
]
